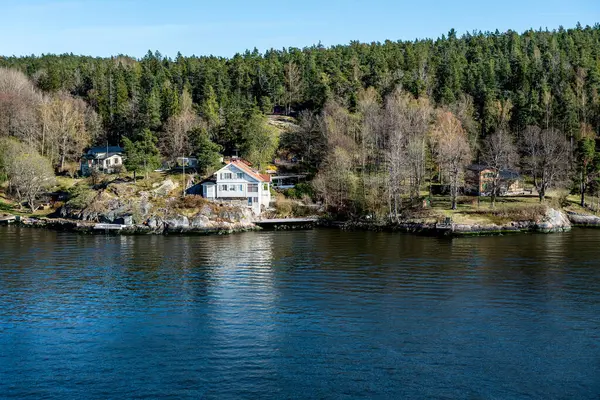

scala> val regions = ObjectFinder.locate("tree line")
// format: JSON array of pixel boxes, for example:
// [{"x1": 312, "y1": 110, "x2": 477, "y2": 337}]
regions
[
  {"x1": 0, "y1": 24, "x2": 599, "y2": 214},
  {"x1": 287, "y1": 88, "x2": 578, "y2": 218}
]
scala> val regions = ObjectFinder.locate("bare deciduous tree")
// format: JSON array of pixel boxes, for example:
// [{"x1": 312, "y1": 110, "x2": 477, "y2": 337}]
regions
[
  {"x1": 313, "y1": 147, "x2": 357, "y2": 214},
  {"x1": 431, "y1": 111, "x2": 471, "y2": 210},
  {"x1": 481, "y1": 129, "x2": 519, "y2": 207},
  {"x1": 42, "y1": 93, "x2": 91, "y2": 171},
  {"x1": 161, "y1": 90, "x2": 202, "y2": 165},
  {"x1": 0, "y1": 139, "x2": 55, "y2": 212},
  {"x1": 0, "y1": 68, "x2": 42, "y2": 144},
  {"x1": 383, "y1": 89, "x2": 432, "y2": 206},
  {"x1": 521, "y1": 126, "x2": 570, "y2": 202}
]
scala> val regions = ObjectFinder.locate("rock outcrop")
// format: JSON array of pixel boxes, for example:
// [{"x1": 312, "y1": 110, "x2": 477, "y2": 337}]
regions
[
  {"x1": 567, "y1": 211, "x2": 600, "y2": 227},
  {"x1": 535, "y1": 207, "x2": 572, "y2": 233},
  {"x1": 53, "y1": 178, "x2": 258, "y2": 235},
  {"x1": 454, "y1": 208, "x2": 570, "y2": 235},
  {"x1": 333, "y1": 207, "x2": 571, "y2": 236}
]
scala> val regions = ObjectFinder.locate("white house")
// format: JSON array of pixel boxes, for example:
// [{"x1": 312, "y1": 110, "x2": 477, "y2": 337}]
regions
[
  {"x1": 80, "y1": 146, "x2": 124, "y2": 176},
  {"x1": 176, "y1": 157, "x2": 198, "y2": 168},
  {"x1": 201, "y1": 160, "x2": 272, "y2": 214}
]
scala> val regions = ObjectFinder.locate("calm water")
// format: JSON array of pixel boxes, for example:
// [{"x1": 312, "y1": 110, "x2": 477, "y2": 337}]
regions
[{"x1": 0, "y1": 227, "x2": 599, "y2": 399}]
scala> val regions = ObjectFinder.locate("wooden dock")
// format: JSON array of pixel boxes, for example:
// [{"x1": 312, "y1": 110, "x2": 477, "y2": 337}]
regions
[
  {"x1": 255, "y1": 218, "x2": 318, "y2": 230},
  {"x1": 0, "y1": 215, "x2": 16, "y2": 224},
  {"x1": 94, "y1": 223, "x2": 126, "y2": 231}
]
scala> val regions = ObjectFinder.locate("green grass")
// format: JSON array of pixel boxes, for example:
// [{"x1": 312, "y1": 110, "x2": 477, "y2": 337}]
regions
[{"x1": 427, "y1": 194, "x2": 548, "y2": 225}]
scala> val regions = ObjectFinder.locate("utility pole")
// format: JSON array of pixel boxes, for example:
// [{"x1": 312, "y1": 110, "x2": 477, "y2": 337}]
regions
[{"x1": 182, "y1": 155, "x2": 186, "y2": 197}]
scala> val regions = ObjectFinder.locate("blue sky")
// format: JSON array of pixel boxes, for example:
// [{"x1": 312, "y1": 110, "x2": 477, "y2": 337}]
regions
[{"x1": 1, "y1": 0, "x2": 599, "y2": 58}]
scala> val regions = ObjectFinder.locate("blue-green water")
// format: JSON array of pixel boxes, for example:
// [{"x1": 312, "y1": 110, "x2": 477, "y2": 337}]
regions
[{"x1": 0, "y1": 226, "x2": 599, "y2": 399}]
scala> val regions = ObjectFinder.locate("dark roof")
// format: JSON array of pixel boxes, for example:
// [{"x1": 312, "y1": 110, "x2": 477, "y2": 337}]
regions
[
  {"x1": 467, "y1": 164, "x2": 520, "y2": 179},
  {"x1": 87, "y1": 146, "x2": 124, "y2": 155},
  {"x1": 467, "y1": 164, "x2": 491, "y2": 172},
  {"x1": 499, "y1": 170, "x2": 520, "y2": 180},
  {"x1": 200, "y1": 177, "x2": 217, "y2": 184}
]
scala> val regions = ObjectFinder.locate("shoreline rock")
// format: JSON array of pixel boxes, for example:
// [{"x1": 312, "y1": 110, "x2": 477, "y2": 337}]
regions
[
  {"x1": 3, "y1": 208, "x2": 584, "y2": 237},
  {"x1": 320, "y1": 208, "x2": 572, "y2": 236},
  {"x1": 566, "y1": 211, "x2": 600, "y2": 227}
]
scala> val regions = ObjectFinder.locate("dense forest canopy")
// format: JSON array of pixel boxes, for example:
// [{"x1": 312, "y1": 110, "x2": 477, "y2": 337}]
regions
[
  {"x1": 1, "y1": 24, "x2": 600, "y2": 215},
  {"x1": 0, "y1": 25, "x2": 598, "y2": 145}
]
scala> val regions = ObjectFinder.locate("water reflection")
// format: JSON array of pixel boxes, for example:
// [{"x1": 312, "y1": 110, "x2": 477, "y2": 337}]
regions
[{"x1": 0, "y1": 226, "x2": 599, "y2": 398}]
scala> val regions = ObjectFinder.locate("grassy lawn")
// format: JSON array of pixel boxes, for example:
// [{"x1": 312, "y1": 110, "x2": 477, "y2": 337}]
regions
[
  {"x1": 427, "y1": 194, "x2": 548, "y2": 225},
  {"x1": 0, "y1": 194, "x2": 55, "y2": 217}
]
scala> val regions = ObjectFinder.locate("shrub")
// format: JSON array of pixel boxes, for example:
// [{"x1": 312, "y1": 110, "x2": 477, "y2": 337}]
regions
[
  {"x1": 283, "y1": 182, "x2": 314, "y2": 200},
  {"x1": 275, "y1": 195, "x2": 293, "y2": 217},
  {"x1": 174, "y1": 195, "x2": 208, "y2": 211},
  {"x1": 66, "y1": 185, "x2": 96, "y2": 210}
]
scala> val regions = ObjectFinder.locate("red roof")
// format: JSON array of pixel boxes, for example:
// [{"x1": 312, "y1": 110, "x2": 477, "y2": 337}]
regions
[{"x1": 229, "y1": 160, "x2": 271, "y2": 182}]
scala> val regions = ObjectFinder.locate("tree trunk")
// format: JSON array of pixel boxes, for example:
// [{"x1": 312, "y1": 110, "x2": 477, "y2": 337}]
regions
[
  {"x1": 581, "y1": 168, "x2": 586, "y2": 207},
  {"x1": 451, "y1": 173, "x2": 457, "y2": 210},
  {"x1": 28, "y1": 195, "x2": 37, "y2": 213}
]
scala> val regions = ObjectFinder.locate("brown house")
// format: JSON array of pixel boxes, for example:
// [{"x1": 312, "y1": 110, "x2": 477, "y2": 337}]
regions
[{"x1": 465, "y1": 165, "x2": 523, "y2": 196}]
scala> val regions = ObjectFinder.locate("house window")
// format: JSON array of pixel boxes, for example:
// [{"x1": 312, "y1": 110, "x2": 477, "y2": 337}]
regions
[
  {"x1": 253, "y1": 197, "x2": 259, "y2": 203},
  {"x1": 229, "y1": 184, "x2": 236, "y2": 191},
  {"x1": 221, "y1": 172, "x2": 232, "y2": 180},
  {"x1": 248, "y1": 184, "x2": 258, "y2": 192},
  {"x1": 239, "y1": 185, "x2": 243, "y2": 191},
  {"x1": 236, "y1": 172, "x2": 243, "y2": 179},
  {"x1": 221, "y1": 185, "x2": 228, "y2": 191}
]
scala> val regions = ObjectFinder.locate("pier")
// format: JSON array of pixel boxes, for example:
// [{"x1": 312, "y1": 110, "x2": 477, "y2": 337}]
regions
[
  {"x1": 255, "y1": 218, "x2": 318, "y2": 230},
  {"x1": 0, "y1": 215, "x2": 16, "y2": 224},
  {"x1": 94, "y1": 223, "x2": 126, "y2": 231}
]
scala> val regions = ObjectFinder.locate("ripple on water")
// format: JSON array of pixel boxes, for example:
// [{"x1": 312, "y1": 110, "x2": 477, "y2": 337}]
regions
[{"x1": 0, "y1": 227, "x2": 599, "y2": 399}]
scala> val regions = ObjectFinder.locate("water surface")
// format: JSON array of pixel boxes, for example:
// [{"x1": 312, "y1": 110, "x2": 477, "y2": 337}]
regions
[{"x1": 0, "y1": 227, "x2": 599, "y2": 398}]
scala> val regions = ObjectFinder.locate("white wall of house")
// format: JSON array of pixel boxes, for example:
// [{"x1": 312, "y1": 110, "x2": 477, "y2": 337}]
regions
[
  {"x1": 208, "y1": 163, "x2": 271, "y2": 214},
  {"x1": 202, "y1": 183, "x2": 216, "y2": 199},
  {"x1": 103, "y1": 155, "x2": 123, "y2": 170},
  {"x1": 81, "y1": 154, "x2": 123, "y2": 175}
]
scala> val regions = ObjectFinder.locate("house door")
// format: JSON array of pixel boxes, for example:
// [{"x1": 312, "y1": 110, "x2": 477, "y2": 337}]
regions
[{"x1": 248, "y1": 197, "x2": 253, "y2": 206}]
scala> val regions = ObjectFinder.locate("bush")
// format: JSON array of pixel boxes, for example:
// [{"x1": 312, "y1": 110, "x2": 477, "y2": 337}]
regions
[
  {"x1": 174, "y1": 195, "x2": 208, "y2": 210},
  {"x1": 283, "y1": 182, "x2": 314, "y2": 200},
  {"x1": 62, "y1": 162, "x2": 80, "y2": 178},
  {"x1": 66, "y1": 185, "x2": 96, "y2": 210},
  {"x1": 275, "y1": 196, "x2": 294, "y2": 217}
]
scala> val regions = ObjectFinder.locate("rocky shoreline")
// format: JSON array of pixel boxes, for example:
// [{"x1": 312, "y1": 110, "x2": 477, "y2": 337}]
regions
[
  {"x1": 323, "y1": 207, "x2": 574, "y2": 236},
  {"x1": 4, "y1": 207, "x2": 598, "y2": 237},
  {"x1": 6, "y1": 215, "x2": 258, "y2": 235}
]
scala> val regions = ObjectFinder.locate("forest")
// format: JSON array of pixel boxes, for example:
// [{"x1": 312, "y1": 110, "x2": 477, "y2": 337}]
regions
[{"x1": 1, "y1": 23, "x2": 600, "y2": 217}]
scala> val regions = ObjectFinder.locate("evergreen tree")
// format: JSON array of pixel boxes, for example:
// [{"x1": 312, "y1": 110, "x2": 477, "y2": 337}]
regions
[{"x1": 123, "y1": 129, "x2": 161, "y2": 181}]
